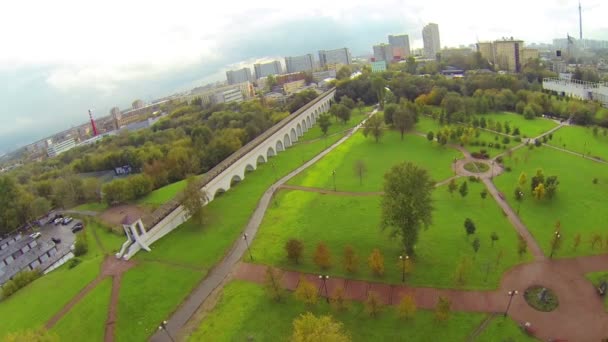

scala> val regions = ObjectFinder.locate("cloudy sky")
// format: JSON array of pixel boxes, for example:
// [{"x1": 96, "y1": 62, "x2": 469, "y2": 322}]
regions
[{"x1": 0, "y1": 0, "x2": 606, "y2": 154}]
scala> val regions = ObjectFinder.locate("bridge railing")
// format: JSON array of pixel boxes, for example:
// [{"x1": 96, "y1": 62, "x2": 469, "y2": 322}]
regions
[{"x1": 141, "y1": 87, "x2": 336, "y2": 229}]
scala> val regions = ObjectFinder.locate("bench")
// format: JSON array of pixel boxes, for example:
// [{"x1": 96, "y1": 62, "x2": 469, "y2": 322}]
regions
[{"x1": 598, "y1": 281, "x2": 607, "y2": 296}]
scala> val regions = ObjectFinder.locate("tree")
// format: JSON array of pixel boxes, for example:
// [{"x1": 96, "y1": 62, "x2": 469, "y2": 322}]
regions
[
  {"x1": 490, "y1": 232, "x2": 499, "y2": 247},
  {"x1": 480, "y1": 190, "x2": 488, "y2": 206},
  {"x1": 264, "y1": 267, "x2": 284, "y2": 302},
  {"x1": 518, "y1": 172, "x2": 527, "y2": 188},
  {"x1": 295, "y1": 277, "x2": 318, "y2": 306},
  {"x1": 530, "y1": 169, "x2": 545, "y2": 192},
  {"x1": 532, "y1": 183, "x2": 546, "y2": 200},
  {"x1": 573, "y1": 233, "x2": 581, "y2": 251},
  {"x1": 447, "y1": 179, "x2": 458, "y2": 197},
  {"x1": 464, "y1": 218, "x2": 476, "y2": 238},
  {"x1": 517, "y1": 235, "x2": 527, "y2": 259},
  {"x1": 370, "y1": 76, "x2": 386, "y2": 107},
  {"x1": 342, "y1": 245, "x2": 359, "y2": 273},
  {"x1": 368, "y1": 248, "x2": 385, "y2": 276},
  {"x1": 353, "y1": 160, "x2": 368, "y2": 185},
  {"x1": 340, "y1": 95, "x2": 356, "y2": 109},
  {"x1": 332, "y1": 104, "x2": 352, "y2": 124},
  {"x1": 291, "y1": 312, "x2": 351, "y2": 342},
  {"x1": 285, "y1": 239, "x2": 304, "y2": 264},
  {"x1": 381, "y1": 162, "x2": 435, "y2": 256},
  {"x1": 397, "y1": 294, "x2": 417, "y2": 320},
  {"x1": 427, "y1": 131, "x2": 434, "y2": 142},
  {"x1": 549, "y1": 229, "x2": 562, "y2": 258},
  {"x1": 365, "y1": 291, "x2": 383, "y2": 317},
  {"x1": 3, "y1": 328, "x2": 59, "y2": 342},
  {"x1": 73, "y1": 231, "x2": 88, "y2": 257},
  {"x1": 435, "y1": 296, "x2": 452, "y2": 321},
  {"x1": 331, "y1": 287, "x2": 349, "y2": 312},
  {"x1": 362, "y1": 115, "x2": 384, "y2": 143},
  {"x1": 393, "y1": 107, "x2": 415, "y2": 140},
  {"x1": 514, "y1": 186, "x2": 524, "y2": 213},
  {"x1": 182, "y1": 176, "x2": 207, "y2": 224},
  {"x1": 313, "y1": 242, "x2": 332, "y2": 269},
  {"x1": 458, "y1": 181, "x2": 468, "y2": 198},
  {"x1": 472, "y1": 237, "x2": 481, "y2": 259},
  {"x1": 318, "y1": 114, "x2": 332, "y2": 136},
  {"x1": 590, "y1": 233, "x2": 602, "y2": 250},
  {"x1": 544, "y1": 175, "x2": 559, "y2": 199},
  {"x1": 454, "y1": 257, "x2": 472, "y2": 286},
  {"x1": 356, "y1": 99, "x2": 365, "y2": 114},
  {"x1": 337, "y1": 65, "x2": 352, "y2": 80},
  {"x1": 383, "y1": 103, "x2": 398, "y2": 125}
]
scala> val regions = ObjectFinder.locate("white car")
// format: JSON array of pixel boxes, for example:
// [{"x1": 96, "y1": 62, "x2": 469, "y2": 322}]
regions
[
  {"x1": 29, "y1": 232, "x2": 41, "y2": 239},
  {"x1": 62, "y1": 217, "x2": 73, "y2": 225}
]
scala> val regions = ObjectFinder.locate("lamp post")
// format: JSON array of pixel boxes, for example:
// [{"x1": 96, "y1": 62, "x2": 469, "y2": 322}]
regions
[
  {"x1": 332, "y1": 170, "x2": 336, "y2": 191},
  {"x1": 550, "y1": 231, "x2": 561, "y2": 259},
  {"x1": 319, "y1": 275, "x2": 330, "y2": 303},
  {"x1": 399, "y1": 255, "x2": 409, "y2": 282},
  {"x1": 517, "y1": 190, "x2": 524, "y2": 214},
  {"x1": 504, "y1": 290, "x2": 518, "y2": 317},
  {"x1": 158, "y1": 320, "x2": 175, "y2": 342},
  {"x1": 243, "y1": 233, "x2": 253, "y2": 261}
]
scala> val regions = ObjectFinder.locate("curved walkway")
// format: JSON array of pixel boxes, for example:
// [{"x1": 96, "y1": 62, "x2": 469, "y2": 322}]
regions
[{"x1": 150, "y1": 110, "x2": 379, "y2": 342}]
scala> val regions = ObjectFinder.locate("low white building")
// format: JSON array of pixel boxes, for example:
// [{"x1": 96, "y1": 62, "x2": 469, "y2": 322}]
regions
[{"x1": 47, "y1": 138, "x2": 76, "y2": 157}]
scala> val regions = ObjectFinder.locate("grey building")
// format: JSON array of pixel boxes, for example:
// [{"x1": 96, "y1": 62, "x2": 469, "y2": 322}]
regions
[
  {"x1": 285, "y1": 54, "x2": 314, "y2": 73},
  {"x1": 0, "y1": 234, "x2": 60, "y2": 286},
  {"x1": 388, "y1": 34, "x2": 411, "y2": 58},
  {"x1": 373, "y1": 44, "x2": 394, "y2": 62},
  {"x1": 312, "y1": 70, "x2": 337, "y2": 82},
  {"x1": 423, "y1": 23, "x2": 441, "y2": 59},
  {"x1": 226, "y1": 67, "x2": 253, "y2": 85},
  {"x1": 254, "y1": 61, "x2": 282, "y2": 79},
  {"x1": 318, "y1": 48, "x2": 352, "y2": 68}
]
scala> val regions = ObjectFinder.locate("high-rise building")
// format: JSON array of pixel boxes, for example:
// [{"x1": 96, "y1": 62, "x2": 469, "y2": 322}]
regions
[
  {"x1": 254, "y1": 61, "x2": 282, "y2": 79},
  {"x1": 373, "y1": 44, "x2": 394, "y2": 62},
  {"x1": 285, "y1": 54, "x2": 314, "y2": 73},
  {"x1": 388, "y1": 34, "x2": 410, "y2": 58},
  {"x1": 318, "y1": 48, "x2": 352, "y2": 69},
  {"x1": 521, "y1": 48, "x2": 540, "y2": 62},
  {"x1": 477, "y1": 38, "x2": 524, "y2": 72},
  {"x1": 226, "y1": 68, "x2": 253, "y2": 84},
  {"x1": 422, "y1": 23, "x2": 441, "y2": 59},
  {"x1": 476, "y1": 42, "x2": 494, "y2": 62}
]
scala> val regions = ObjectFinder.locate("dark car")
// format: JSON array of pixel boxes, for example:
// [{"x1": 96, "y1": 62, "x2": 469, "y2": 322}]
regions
[
  {"x1": 52, "y1": 237, "x2": 61, "y2": 244},
  {"x1": 71, "y1": 223, "x2": 84, "y2": 233}
]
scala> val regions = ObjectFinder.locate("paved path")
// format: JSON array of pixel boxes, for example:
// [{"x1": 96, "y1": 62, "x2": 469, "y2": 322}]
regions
[
  {"x1": 543, "y1": 143, "x2": 608, "y2": 165},
  {"x1": 279, "y1": 184, "x2": 383, "y2": 196},
  {"x1": 151, "y1": 110, "x2": 379, "y2": 342},
  {"x1": 60, "y1": 209, "x2": 100, "y2": 217}
]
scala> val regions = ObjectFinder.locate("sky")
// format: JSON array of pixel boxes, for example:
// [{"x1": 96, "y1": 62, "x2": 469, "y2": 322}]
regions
[{"x1": 0, "y1": 0, "x2": 606, "y2": 155}]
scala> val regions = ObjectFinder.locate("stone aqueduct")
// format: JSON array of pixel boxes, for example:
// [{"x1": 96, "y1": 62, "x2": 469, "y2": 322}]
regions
[{"x1": 117, "y1": 88, "x2": 336, "y2": 259}]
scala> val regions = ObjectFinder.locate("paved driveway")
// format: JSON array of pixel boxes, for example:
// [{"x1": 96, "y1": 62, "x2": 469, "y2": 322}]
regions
[{"x1": 37, "y1": 218, "x2": 79, "y2": 256}]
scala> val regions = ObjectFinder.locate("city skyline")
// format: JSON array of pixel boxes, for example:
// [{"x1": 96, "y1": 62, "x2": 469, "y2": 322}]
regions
[{"x1": 1, "y1": 0, "x2": 607, "y2": 154}]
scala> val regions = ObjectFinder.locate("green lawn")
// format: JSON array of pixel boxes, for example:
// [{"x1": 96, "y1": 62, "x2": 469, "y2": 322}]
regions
[
  {"x1": 52, "y1": 278, "x2": 112, "y2": 342},
  {"x1": 494, "y1": 145, "x2": 608, "y2": 257},
  {"x1": 475, "y1": 316, "x2": 537, "y2": 341},
  {"x1": 86, "y1": 219, "x2": 126, "y2": 257},
  {"x1": 189, "y1": 280, "x2": 488, "y2": 342},
  {"x1": 289, "y1": 131, "x2": 460, "y2": 192},
  {"x1": 298, "y1": 106, "x2": 373, "y2": 142},
  {"x1": 251, "y1": 181, "x2": 529, "y2": 290},
  {"x1": 72, "y1": 202, "x2": 108, "y2": 212},
  {"x1": 585, "y1": 272, "x2": 608, "y2": 312},
  {"x1": 115, "y1": 262, "x2": 203, "y2": 342},
  {"x1": 476, "y1": 112, "x2": 558, "y2": 138},
  {"x1": 549, "y1": 125, "x2": 608, "y2": 161},
  {"x1": 137, "y1": 178, "x2": 189, "y2": 207}
]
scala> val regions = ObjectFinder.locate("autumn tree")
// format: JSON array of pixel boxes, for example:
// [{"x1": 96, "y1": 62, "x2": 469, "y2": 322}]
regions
[
  {"x1": 447, "y1": 179, "x2": 458, "y2": 197},
  {"x1": 591, "y1": 233, "x2": 603, "y2": 250},
  {"x1": 295, "y1": 277, "x2": 318, "y2": 306},
  {"x1": 182, "y1": 176, "x2": 207, "y2": 224},
  {"x1": 573, "y1": 233, "x2": 581, "y2": 251},
  {"x1": 313, "y1": 243, "x2": 332, "y2": 269},
  {"x1": 353, "y1": 160, "x2": 368, "y2": 185},
  {"x1": 365, "y1": 291, "x2": 383, "y2": 317},
  {"x1": 368, "y1": 248, "x2": 385, "y2": 276},
  {"x1": 342, "y1": 245, "x2": 359, "y2": 274},
  {"x1": 318, "y1": 114, "x2": 332, "y2": 136},
  {"x1": 454, "y1": 257, "x2": 472, "y2": 286},
  {"x1": 464, "y1": 218, "x2": 476, "y2": 238},
  {"x1": 532, "y1": 183, "x2": 546, "y2": 200},
  {"x1": 291, "y1": 313, "x2": 351, "y2": 342},
  {"x1": 490, "y1": 232, "x2": 499, "y2": 247},
  {"x1": 518, "y1": 171, "x2": 527, "y2": 188},
  {"x1": 517, "y1": 235, "x2": 528, "y2": 259},
  {"x1": 459, "y1": 181, "x2": 468, "y2": 198},
  {"x1": 530, "y1": 169, "x2": 545, "y2": 192},
  {"x1": 331, "y1": 287, "x2": 349, "y2": 312},
  {"x1": 362, "y1": 114, "x2": 384, "y2": 143},
  {"x1": 3, "y1": 328, "x2": 59, "y2": 342},
  {"x1": 264, "y1": 266, "x2": 284, "y2": 302},
  {"x1": 435, "y1": 296, "x2": 452, "y2": 321},
  {"x1": 285, "y1": 239, "x2": 304, "y2": 264},
  {"x1": 397, "y1": 294, "x2": 417, "y2": 320},
  {"x1": 381, "y1": 162, "x2": 435, "y2": 256}
]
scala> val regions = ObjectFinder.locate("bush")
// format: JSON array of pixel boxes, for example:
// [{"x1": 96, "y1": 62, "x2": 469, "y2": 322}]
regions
[
  {"x1": 1, "y1": 269, "x2": 41, "y2": 298},
  {"x1": 67, "y1": 258, "x2": 81, "y2": 269},
  {"x1": 502, "y1": 136, "x2": 510, "y2": 144},
  {"x1": 534, "y1": 139, "x2": 542, "y2": 147},
  {"x1": 73, "y1": 232, "x2": 88, "y2": 257},
  {"x1": 505, "y1": 166, "x2": 512, "y2": 172},
  {"x1": 496, "y1": 156, "x2": 503, "y2": 163},
  {"x1": 514, "y1": 136, "x2": 522, "y2": 142}
]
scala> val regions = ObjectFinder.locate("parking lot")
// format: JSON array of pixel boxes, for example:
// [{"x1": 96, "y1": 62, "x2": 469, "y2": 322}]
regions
[{"x1": 36, "y1": 217, "x2": 80, "y2": 256}]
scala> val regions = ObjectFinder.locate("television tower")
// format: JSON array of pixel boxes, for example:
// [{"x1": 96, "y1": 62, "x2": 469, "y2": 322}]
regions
[
  {"x1": 88, "y1": 109, "x2": 98, "y2": 136},
  {"x1": 579, "y1": 1, "x2": 582, "y2": 40}
]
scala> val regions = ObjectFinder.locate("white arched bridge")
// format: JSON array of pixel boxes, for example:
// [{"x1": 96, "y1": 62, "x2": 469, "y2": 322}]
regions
[{"x1": 117, "y1": 88, "x2": 336, "y2": 259}]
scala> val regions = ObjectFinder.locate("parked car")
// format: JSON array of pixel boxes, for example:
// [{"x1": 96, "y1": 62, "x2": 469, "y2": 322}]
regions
[
  {"x1": 71, "y1": 223, "x2": 84, "y2": 233},
  {"x1": 51, "y1": 237, "x2": 61, "y2": 244},
  {"x1": 29, "y1": 232, "x2": 41, "y2": 239},
  {"x1": 62, "y1": 217, "x2": 73, "y2": 225},
  {"x1": 53, "y1": 217, "x2": 63, "y2": 225}
]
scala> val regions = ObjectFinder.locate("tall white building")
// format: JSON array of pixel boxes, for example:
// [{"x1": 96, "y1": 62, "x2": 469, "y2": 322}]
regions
[
  {"x1": 318, "y1": 48, "x2": 352, "y2": 68},
  {"x1": 226, "y1": 68, "x2": 253, "y2": 84},
  {"x1": 422, "y1": 23, "x2": 441, "y2": 59},
  {"x1": 254, "y1": 61, "x2": 282, "y2": 79},
  {"x1": 388, "y1": 34, "x2": 410, "y2": 58},
  {"x1": 285, "y1": 54, "x2": 314, "y2": 73}
]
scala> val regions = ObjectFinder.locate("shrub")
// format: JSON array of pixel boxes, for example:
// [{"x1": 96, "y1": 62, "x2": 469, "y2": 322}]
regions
[
  {"x1": 534, "y1": 139, "x2": 542, "y2": 147},
  {"x1": 73, "y1": 231, "x2": 88, "y2": 257},
  {"x1": 514, "y1": 136, "x2": 522, "y2": 142},
  {"x1": 505, "y1": 166, "x2": 512, "y2": 172},
  {"x1": 502, "y1": 136, "x2": 510, "y2": 144},
  {"x1": 67, "y1": 258, "x2": 81, "y2": 269},
  {"x1": 285, "y1": 239, "x2": 304, "y2": 264},
  {"x1": 1, "y1": 269, "x2": 41, "y2": 298}
]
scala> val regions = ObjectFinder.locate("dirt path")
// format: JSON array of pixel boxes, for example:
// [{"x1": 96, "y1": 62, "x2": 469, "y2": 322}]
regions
[{"x1": 45, "y1": 275, "x2": 105, "y2": 329}]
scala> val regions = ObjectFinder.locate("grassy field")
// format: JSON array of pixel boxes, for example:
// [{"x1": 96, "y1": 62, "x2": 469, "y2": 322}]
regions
[
  {"x1": 289, "y1": 131, "x2": 460, "y2": 192},
  {"x1": 52, "y1": 278, "x2": 112, "y2": 342},
  {"x1": 137, "y1": 178, "x2": 188, "y2": 207},
  {"x1": 72, "y1": 202, "x2": 108, "y2": 212},
  {"x1": 494, "y1": 145, "x2": 608, "y2": 257},
  {"x1": 298, "y1": 106, "x2": 373, "y2": 142},
  {"x1": 475, "y1": 316, "x2": 537, "y2": 341},
  {"x1": 549, "y1": 125, "x2": 608, "y2": 161},
  {"x1": 251, "y1": 181, "x2": 529, "y2": 290},
  {"x1": 476, "y1": 112, "x2": 558, "y2": 138},
  {"x1": 585, "y1": 272, "x2": 608, "y2": 312},
  {"x1": 87, "y1": 219, "x2": 126, "y2": 257},
  {"x1": 189, "y1": 280, "x2": 492, "y2": 342}
]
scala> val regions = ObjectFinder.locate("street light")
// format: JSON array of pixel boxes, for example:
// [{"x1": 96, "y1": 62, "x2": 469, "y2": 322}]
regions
[
  {"x1": 332, "y1": 170, "x2": 336, "y2": 191},
  {"x1": 158, "y1": 320, "x2": 175, "y2": 342},
  {"x1": 243, "y1": 233, "x2": 253, "y2": 261},
  {"x1": 504, "y1": 290, "x2": 519, "y2": 317},
  {"x1": 550, "y1": 231, "x2": 561, "y2": 259},
  {"x1": 517, "y1": 191, "x2": 524, "y2": 214},
  {"x1": 319, "y1": 275, "x2": 330, "y2": 303},
  {"x1": 399, "y1": 255, "x2": 409, "y2": 282}
]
